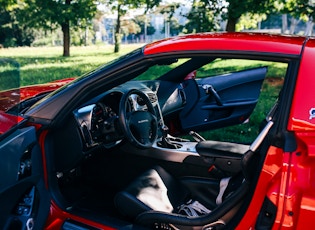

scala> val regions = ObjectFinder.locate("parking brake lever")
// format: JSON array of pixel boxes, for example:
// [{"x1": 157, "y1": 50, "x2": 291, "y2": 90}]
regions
[{"x1": 189, "y1": 131, "x2": 206, "y2": 142}]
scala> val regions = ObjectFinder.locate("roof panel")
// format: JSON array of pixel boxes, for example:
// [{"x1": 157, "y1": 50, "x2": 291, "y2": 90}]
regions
[{"x1": 144, "y1": 32, "x2": 305, "y2": 56}]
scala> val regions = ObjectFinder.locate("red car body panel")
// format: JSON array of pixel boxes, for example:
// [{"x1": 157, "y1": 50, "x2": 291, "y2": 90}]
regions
[
  {"x1": 37, "y1": 34, "x2": 315, "y2": 229},
  {"x1": 279, "y1": 38, "x2": 315, "y2": 229},
  {"x1": 288, "y1": 38, "x2": 315, "y2": 131},
  {"x1": 236, "y1": 146, "x2": 284, "y2": 229},
  {"x1": 0, "y1": 78, "x2": 74, "y2": 134},
  {"x1": 2, "y1": 33, "x2": 315, "y2": 229},
  {"x1": 0, "y1": 77, "x2": 75, "y2": 112},
  {"x1": 237, "y1": 36, "x2": 315, "y2": 229},
  {"x1": 0, "y1": 111, "x2": 24, "y2": 134},
  {"x1": 144, "y1": 33, "x2": 305, "y2": 56}
]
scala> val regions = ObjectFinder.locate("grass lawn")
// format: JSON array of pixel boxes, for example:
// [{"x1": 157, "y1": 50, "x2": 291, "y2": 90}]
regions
[{"x1": 0, "y1": 44, "x2": 143, "y2": 86}]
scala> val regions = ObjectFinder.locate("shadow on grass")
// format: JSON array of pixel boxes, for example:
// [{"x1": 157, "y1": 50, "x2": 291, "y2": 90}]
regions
[
  {"x1": 21, "y1": 64, "x2": 101, "y2": 85},
  {"x1": 13, "y1": 51, "x2": 114, "y2": 66},
  {"x1": 13, "y1": 52, "x2": 121, "y2": 86},
  {"x1": 0, "y1": 58, "x2": 20, "y2": 90}
]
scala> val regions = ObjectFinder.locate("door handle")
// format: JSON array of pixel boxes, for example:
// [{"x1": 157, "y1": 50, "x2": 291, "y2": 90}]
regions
[{"x1": 202, "y1": 85, "x2": 223, "y2": 106}]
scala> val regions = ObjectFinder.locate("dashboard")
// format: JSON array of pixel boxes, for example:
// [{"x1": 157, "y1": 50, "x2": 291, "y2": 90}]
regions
[
  {"x1": 73, "y1": 80, "x2": 178, "y2": 149},
  {"x1": 73, "y1": 92, "x2": 122, "y2": 148}
]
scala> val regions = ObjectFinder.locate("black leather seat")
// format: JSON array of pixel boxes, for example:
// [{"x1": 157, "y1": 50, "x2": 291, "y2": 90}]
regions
[
  {"x1": 114, "y1": 150, "x2": 257, "y2": 228},
  {"x1": 114, "y1": 166, "x2": 191, "y2": 220},
  {"x1": 114, "y1": 109, "x2": 275, "y2": 229}
]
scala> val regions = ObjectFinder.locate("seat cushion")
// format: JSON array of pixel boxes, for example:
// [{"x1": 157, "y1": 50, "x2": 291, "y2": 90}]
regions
[{"x1": 114, "y1": 166, "x2": 189, "y2": 219}]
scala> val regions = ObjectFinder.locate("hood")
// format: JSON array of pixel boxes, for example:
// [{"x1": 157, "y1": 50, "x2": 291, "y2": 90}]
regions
[{"x1": 0, "y1": 57, "x2": 74, "y2": 135}]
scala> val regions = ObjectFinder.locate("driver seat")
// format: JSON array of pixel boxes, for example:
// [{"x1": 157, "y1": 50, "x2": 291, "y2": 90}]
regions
[{"x1": 114, "y1": 146, "x2": 260, "y2": 228}]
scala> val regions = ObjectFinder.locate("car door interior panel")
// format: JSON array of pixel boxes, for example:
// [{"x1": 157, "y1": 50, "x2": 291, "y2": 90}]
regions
[
  {"x1": 180, "y1": 67, "x2": 267, "y2": 132},
  {"x1": 0, "y1": 127, "x2": 50, "y2": 230}
]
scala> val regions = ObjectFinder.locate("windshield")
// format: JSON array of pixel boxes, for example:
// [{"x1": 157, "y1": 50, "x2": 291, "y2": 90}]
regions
[{"x1": 0, "y1": 58, "x2": 21, "y2": 134}]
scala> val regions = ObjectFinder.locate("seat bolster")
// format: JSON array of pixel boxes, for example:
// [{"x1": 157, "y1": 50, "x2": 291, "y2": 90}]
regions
[
  {"x1": 136, "y1": 181, "x2": 249, "y2": 227},
  {"x1": 114, "y1": 191, "x2": 152, "y2": 219}
]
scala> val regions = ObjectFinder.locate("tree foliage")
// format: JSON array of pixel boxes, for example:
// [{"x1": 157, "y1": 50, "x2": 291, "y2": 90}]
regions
[
  {"x1": 134, "y1": 15, "x2": 155, "y2": 40},
  {"x1": 0, "y1": 1, "x2": 36, "y2": 47},
  {"x1": 0, "y1": 0, "x2": 18, "y2": 10},
  {"x1": 184, "y1": 0, "x2": 220, "y2": 33},
  {"x1": 156, "y1": 3, "x2": 183, "y2": 36},
  {"x1": 103, "y1": 0, "x2": 162, "y2": 52},
  {"x1": 236, "y1": 13, "x2": 267, "y2": 31},
  {"x1": 184, "y1": 0, "x2": 272, "y2": 32},
  {"x1": 271, "y1": 0, "x2": 314, "y2": 34},
  {"x1": 275, "y1": 0, "x2": 315, "y2": 20},
  {"x1": 19, "y1": 0, "x2": 97, "y2": 56},
  {"x1": 223, "y1": 0, "x2": 272, "y2": 31}
]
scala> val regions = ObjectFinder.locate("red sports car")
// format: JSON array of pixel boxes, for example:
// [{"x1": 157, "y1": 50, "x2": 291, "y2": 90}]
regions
[{"x1": 0, "y1": 32, "x2": 314, "y2": 230}]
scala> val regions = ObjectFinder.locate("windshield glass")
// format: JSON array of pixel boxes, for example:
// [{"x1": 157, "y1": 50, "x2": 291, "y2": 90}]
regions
[{"x1": 0, "y1": 58, "x2": 21, "y2": 134}]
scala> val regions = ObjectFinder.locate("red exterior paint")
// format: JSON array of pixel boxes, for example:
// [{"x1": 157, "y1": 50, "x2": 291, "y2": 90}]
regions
[
  {"x1": 280, "y1": 38, "x2": 315, "y2": 228},
  {"x1": 0, "y1": 111, "x2": 24, "y2": 134},
  {"x1": 38, "y1": 129, "x2": 49, "y2": 189},
  {"x1": 236, "y1": 146, "x2": 284, "y2": 229},
  {"x1": 0, "y1": 78, "x2": 74, "y2": 134},
  {"x1": 288, "y1": 38, "x2": 315, "y2": 131},
  {"x1": 144, "y1": 33, "x2": 305, "y2": 56},
  {"x1": 3, "y1": 33, "x2": 315, "y2": 229},
  {"x1": 0, "y1": 77, "x2": 74, "y2": 112}
]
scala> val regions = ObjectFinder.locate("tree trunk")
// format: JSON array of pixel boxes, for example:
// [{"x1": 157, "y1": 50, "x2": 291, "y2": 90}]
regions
[
  {"x1": 62, "y1": 22, "x2": 70, "y2": 57},
  {"x1": 61, "y1": 0, "x2": 72, "y2": 57},
  {"x1": 305, "y1": 17, "x2": 313, "y2": 36},
  {"x1": 62, "y1": 0, "x2": 71, "y2": 57},
  {"x1": 114, "y1": 4, "x2": 121, "y2": 53},
  {"x1": 282, "y1": 14, "x2": 288, "y2": 34},
  {"x1": 225, "y1": 17, "x2": 238, "y2": 32},
  {"x1": 289, "y1": 18, "x2": 299, "y2": 34}
]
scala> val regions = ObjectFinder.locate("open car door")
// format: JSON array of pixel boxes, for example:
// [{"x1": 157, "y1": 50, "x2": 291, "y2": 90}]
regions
[
  {"x1": 0, "y1": 126, "x2": 50, "y2": 230},
  {"x1": 179, "y1": 67, "x2": 267, "y2": 132},
  {"x1": 0, "y1": 58, "x2": 50, "y2": 230}
]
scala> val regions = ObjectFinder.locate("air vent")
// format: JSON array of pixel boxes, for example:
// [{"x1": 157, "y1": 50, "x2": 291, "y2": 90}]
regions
[{"x1": 147, "y1": 92, "x2": 158, "y2": 104}]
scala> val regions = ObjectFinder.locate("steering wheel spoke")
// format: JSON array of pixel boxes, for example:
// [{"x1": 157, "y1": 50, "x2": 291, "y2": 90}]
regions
[{"x1": 119, "y1": 89, "x2": 158, "y2": 148}]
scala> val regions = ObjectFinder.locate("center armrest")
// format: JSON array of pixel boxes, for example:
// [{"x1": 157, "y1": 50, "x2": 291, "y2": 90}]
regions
[
  {"x1": 196, "y1": 140, "x2": 249, "y2": 158},
  {"x1": 196, "y1": 141, "x2": 250, "y2": 174}
]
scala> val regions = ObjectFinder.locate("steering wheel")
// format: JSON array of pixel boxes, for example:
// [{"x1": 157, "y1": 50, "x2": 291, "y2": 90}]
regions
[{"x1": 119, "y1": 89, "x2": 158, "y2": 148}]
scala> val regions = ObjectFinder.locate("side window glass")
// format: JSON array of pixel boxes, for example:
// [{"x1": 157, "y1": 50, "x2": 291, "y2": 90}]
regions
[{"x1": 135, "y1": 58, "x2": 191, "y2": 81}]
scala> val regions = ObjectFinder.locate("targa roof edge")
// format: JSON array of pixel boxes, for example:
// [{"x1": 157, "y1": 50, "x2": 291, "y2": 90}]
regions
[{"x1": 143, "y1": 32, "x2": 306, "y2": 56}]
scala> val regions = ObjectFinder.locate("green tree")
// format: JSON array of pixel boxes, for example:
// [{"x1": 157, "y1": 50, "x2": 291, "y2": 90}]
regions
[
  {"x1": 161, "y1": 17, "x2": 183, "y2": 36},
  {"x1": 0, "y1": 0, "x2": 17, "y2": 9},
  {"x1": 224, "y1": 0, "x2": 272, "y2": 32},
  {"x1": 156, "y1": 3, "x2": 184, "y2": 36},
  {"x1": 0, "y1": 1, "x2": 35, "y2": 47},
  {"x1": 275, "y1": 0, "x2": 315, "y2": 35},
  {"x1": 184, "y1": 0, "x2": 220, "y2": 33},
  {"x1": 134, "y1": 15, "x2": 155, "y2": 41},
  {"x1": 21, "y1": 0, "x2": 97, "y2": 56},
  {"x1": 103, "y1": 0, "x2": 161, "y2": 53},
  {"x1": 236, "y1": 13, "x2": 267, "y2": 31}
]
